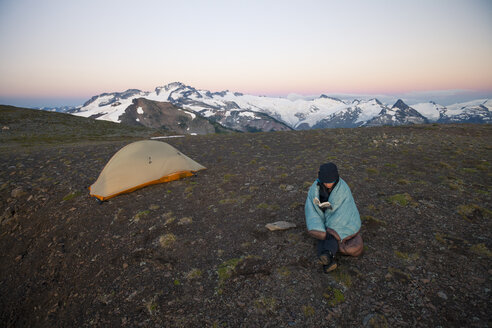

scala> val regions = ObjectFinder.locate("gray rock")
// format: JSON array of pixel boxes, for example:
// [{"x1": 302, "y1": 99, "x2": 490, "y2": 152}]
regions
[
  {"x1": 265, "y1": 221, "x2": 296, "y2": 231},
  {"x1": 437, "y1": 291, "x2": 448, "y2": 300},
  {"x1": 11, "y1": 187, "x2": 25, "y2": 198},
  {"x1": 363, "y1": 313, "x2": 375, "y2": 326}
]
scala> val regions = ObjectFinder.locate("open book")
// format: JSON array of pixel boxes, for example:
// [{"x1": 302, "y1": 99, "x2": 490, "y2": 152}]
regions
[{"x1": 313, "y1": 197, "x2": 332, "y2": 209}]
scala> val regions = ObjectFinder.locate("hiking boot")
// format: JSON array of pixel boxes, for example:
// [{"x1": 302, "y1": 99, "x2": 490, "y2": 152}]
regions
[
  {"x1": 322, "y1": 260, "x2": 337, "y2": 273},
  {"x1": 318, "y1": 253, "x2": 330, "y2": 265},
  {"x1": 319, "y1": 251, "x2": 337, "y2": 273}
]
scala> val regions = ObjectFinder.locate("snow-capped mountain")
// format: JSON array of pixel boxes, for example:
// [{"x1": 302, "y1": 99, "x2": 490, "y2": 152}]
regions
[
  {"x1": 439, "y1": 99, "x2": 492, "y2": 123},
  {"x1": 366, "y1": 99, "x2": 429, "y2": 126},
  {"x1": 70, "y1": 82, "x2": 491, "y2": 132}
]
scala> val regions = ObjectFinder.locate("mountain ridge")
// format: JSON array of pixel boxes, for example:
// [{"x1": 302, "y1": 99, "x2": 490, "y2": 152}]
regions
[{"x1": 44, "y1": 82, "x2": 491, "y2": 133}]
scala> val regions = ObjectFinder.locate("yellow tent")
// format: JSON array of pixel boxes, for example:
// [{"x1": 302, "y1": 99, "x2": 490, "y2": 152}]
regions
[{"x1": 90, "y1": 140, "x2": 206, "y2": 201}]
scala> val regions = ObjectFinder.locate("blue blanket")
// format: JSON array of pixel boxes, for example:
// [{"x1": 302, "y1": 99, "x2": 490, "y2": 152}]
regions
[{"x1": 305, "y1": 178, "x2": 361, "y2": 241}]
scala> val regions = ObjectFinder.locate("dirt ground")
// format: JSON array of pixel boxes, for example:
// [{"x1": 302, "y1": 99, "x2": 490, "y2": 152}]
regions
[{"x1": 1, "y1": 124, "x2": 491, "y2": 327}]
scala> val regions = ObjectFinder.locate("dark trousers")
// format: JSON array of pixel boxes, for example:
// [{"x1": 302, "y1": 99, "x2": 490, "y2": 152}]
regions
[{"x1": 317, "y1": 233, "x2": 339, "y2": 258}]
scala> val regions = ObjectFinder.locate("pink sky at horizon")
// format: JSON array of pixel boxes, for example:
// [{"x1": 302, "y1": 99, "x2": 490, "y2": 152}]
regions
[{"x1": 0, "y1": 0, "x2": 491, "y2": 107}]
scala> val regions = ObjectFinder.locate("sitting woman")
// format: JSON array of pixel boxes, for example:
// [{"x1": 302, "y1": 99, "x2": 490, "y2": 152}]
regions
[{"x1": 305, "y1": 163, "x2": 363, "y2": 273}]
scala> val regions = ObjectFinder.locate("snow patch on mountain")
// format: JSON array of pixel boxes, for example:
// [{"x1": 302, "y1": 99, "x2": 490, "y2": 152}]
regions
[{"x1": 411, "y1": 102, "x2": 444, "y2": 122}]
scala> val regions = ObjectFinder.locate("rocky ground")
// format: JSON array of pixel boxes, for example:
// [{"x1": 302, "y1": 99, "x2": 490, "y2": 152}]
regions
[{"x1": 0, "y1": 108, "x2": 491, "y2": 327}]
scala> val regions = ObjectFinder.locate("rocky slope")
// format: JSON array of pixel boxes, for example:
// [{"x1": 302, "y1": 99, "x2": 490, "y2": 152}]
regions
[{"x1": 119, "y1": 98, "x2": 230, "y2": 135}]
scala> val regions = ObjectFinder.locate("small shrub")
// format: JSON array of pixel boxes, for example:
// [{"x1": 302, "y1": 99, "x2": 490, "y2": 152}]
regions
[
  {"x1": 447, "y1": 178, "x2": 465, "y2": 191},
  {"x1": 387, "y1": 193, "x2": 413, "y2": 207},
  {"x1": 164, "y1": 215, "x2": 176, "y2": 225},
  {"x1": 240, "y1": 242, "x2": 251, "y2": 248},
  {"x1": 330, "y1": 269, "x2": 352, "y2": 287},
  {"x1": 145, "y1": 296, "x2": 159, "y2": 315},
  {"x1": 256, "y1": 203, "x2": 279, "y2": 210},
  {"x1": 277, "y1": 266, "x2": 291, "y2": 277},
  {"x1": 439, "y1": 161, "x2": 452, "y2": 169},
  {"x1": 133, "y1": 210, "x2": 150, "y2": 222},
  {"x1": 387, "y1": 267, "x2": 411, "y2": 283},
  {"x1": 457, "y1": 204, "x2": 491, "y2": 221},
  {"x1": 302, "y1": 305, "x2": 315, "y2": 317},
  {"x1": 249, "y1": 186, "x2": 259, "y2": 192},
  {"x1": 255, "y1": 296, "x2": 277, "y2": 313},
  {"x1": 289, "y1": 201, "x2": 304, "y2": 209},
  {"x1": 159, "y1": 234, "x2": 176, "y2": 248},
  {"x1": 303, "y1": 181, "x2": 313, "y2": 189},
  {"x1": 366, "y1": 167, "x2": 379, "y2": 175},
  {"x1": 186, "y1": 268, "x2": 203, "y2": 279},
  {"x1": 361, "y1": 215, "x2": 386, "y2": 226},
  {"x1": 149, "y1": 204, "x2": 160, "y2": 210},
  {"x1": 368, "y1": 314, "x2": 389, "y2": 328},
  {"x1": 394, "y1": 250, "x2": 419, "y2": 261},
  {"x1": 178, "y1": 216, "x2": 193, "y2": 225},
  {"x1": 219, "y1": 198, "x2": 237, "y2": 205},
  {"x1": 223, "y1": 174, "x2": 234, "y2": 182},
  {"x1": 476, "y1": 161, "x2": 490, "y2": 171},
  {"x1": 470, "y1": 243, "x2": 492, "y2": 257}
]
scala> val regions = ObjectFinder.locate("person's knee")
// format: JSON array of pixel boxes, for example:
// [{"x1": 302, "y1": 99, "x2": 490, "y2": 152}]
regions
[
  {"x1": 308, "y1": 230, "x2": 326, "y2": 240},
  {"x1": 339, "y1": 234, "x2": 363, "y2": 256}
]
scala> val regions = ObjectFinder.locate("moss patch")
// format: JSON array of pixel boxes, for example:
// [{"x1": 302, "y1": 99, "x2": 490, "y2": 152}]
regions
[
  {"x1": 133, "y1": 210, "x2": 150, "y2": 222},
  {"x1": 387, "y1": 193, "x2": 414, "y2": 207},
  {"x1": 323, "y1": 287, "x2": 345, "y2": 306},
  {"x1": 62, "y1": 191, "x2": 82, "y2": 201},
  {"x1": 217, "y1": 257, "x2": 241, "y2": 284}
]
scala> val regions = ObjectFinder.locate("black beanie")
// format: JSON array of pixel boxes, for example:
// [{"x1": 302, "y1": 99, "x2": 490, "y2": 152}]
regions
[{"x1": 318, "y1": 163, "x2": 339, "y2": 183}]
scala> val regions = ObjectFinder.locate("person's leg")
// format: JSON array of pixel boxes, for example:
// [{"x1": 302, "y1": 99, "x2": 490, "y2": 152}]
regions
[
  {"x1": 316, "y1": 233, "x2": 339, "y2": 272},
  {"x1": 317, "y1": 233, "x2": 339, "y2": 257}
]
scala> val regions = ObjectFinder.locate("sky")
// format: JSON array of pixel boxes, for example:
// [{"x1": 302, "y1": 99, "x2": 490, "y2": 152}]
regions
[{"x1": 0, "y1": 0, "x2": 491, "y2": 107}]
